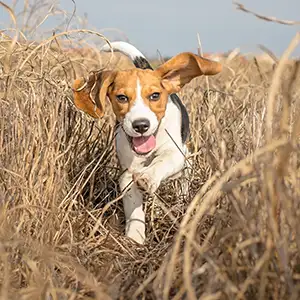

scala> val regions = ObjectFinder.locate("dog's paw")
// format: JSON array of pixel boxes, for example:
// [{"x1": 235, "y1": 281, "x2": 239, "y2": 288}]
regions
[
  {"x1": 127, "y1": 229, "x2": 145, "y2": 245},
  {"x1": 132, "y1": 172, "x2": 159, "y2": 194},
  {"x1": 126, "y1": 219, "x2": 146, "y2": 245}
]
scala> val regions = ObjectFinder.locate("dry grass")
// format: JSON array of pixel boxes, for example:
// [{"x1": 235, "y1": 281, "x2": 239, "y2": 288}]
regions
[{"x1": 1, "y1": 2, "x2": 300, "y2": 299}]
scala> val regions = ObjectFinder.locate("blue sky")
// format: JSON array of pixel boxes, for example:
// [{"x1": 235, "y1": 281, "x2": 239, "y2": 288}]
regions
[{"x1": 2, "y1": 0, "x2": 300, "y2": 57}]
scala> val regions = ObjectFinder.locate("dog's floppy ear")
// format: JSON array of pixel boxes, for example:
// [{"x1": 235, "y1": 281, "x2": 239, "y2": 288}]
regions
[
  {"x1": 154, "y1": 52, "x2": 222, "y2": 93},
  {"x1": 73, "y1": 71, "x2": 116, "y2": 118}
]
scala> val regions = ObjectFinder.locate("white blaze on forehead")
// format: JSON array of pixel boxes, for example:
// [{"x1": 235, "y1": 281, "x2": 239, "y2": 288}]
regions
[
  {"x1": 122, "y1": 78, "x2": 159, "y2": 137},
  {"x1": 136, "y1": 77, "x2": 142, "y2": 101}
]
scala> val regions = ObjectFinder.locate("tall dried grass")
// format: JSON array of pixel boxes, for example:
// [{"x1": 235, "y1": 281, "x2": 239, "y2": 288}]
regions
[{"x1": 1, "y1": 1, "x2": 300, "y2": 299}]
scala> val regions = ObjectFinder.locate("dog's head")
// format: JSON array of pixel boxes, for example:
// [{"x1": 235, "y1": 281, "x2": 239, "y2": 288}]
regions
[{"x1": 73, "y1": 52, "x2": 222, "y2": 155}]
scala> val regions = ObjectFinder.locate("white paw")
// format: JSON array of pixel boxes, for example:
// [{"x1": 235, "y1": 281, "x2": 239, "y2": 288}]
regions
[
  {"x1": 126, "y1": 224, "x2": 145, "y2": 244},
  {"x1": 132, "y1": 172, "x2": 159, "y2": 194}
]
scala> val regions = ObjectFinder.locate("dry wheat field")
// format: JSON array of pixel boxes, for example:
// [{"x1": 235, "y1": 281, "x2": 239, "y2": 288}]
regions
[{"x1": 1, "y1": 2, "x2": 300, "y2": 300}]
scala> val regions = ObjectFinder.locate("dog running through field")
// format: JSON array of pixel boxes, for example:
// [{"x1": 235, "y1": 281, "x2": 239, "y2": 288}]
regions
[{"x1": 72, "y1": 41, "x2": 222, "y2": 244}]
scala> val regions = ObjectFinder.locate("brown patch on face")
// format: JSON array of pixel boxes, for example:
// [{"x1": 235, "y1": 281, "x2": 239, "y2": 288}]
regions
[
  {"x1": 107, "y1": 69, "x2": 169, "y2": 121},
  {"x1": 107, "y1": 70, "x2": 137, "y2": 120}
]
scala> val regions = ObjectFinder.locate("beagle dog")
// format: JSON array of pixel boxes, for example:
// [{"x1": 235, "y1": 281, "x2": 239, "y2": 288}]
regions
[{"x1": 73, "y1": 42, "x2": 222, "y2": 244}]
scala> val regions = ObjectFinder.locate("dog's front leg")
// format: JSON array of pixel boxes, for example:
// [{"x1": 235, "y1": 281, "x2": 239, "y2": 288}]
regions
[
  {"x1": 119, "y1": 171, "x2": 145, "y2": 244},
  {"x1": 133, "y1": 151, "x2": 186, "y2": 194}
]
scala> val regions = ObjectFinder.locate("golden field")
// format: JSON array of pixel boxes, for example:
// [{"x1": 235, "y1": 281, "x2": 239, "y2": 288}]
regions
[{"x1": 1, "y1": 3, "x2": 300, "y2": 299}]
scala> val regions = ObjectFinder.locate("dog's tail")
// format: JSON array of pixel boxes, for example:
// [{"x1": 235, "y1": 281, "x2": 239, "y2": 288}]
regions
[{"x1": 100, "y1": 41, "x2": 153, "y2": 70}]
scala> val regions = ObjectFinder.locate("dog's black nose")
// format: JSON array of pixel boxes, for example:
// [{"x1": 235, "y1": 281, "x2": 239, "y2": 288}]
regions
[{"x1": 132, "y1": 119, "x2": 150, "y2": 134}]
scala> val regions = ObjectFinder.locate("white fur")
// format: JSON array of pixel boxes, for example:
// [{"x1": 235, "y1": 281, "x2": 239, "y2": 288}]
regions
[
  {"x1": 101, "y1": 41, "x2": 146, "y2": 60},
  {"x1": 122, "y1": 79, "x2": 159, "y2": 137},
  {"x1": 117, "y1": 97, "x2": 187, "y2": 244}
]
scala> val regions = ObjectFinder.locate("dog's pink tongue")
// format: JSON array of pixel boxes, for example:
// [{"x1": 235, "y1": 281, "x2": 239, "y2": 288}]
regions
[{"x1": 132, "y1": 135, "x2": 156, "y2": 154}]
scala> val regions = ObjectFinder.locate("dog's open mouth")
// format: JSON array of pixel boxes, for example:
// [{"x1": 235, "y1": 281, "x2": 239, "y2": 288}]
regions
[
  {"x1": 121, "y1": 121, "x2": 161, "y2": 156},
  {"x1": 130, "y1": 135, "x2": 156, "y2": 155}
]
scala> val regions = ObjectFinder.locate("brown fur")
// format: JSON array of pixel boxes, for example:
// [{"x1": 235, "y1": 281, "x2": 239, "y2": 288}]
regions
[
  {"x1": 108, "y1": 70, "x2": 170, "y2": 121},
  {"x1": 73, "y1": 52, "x2": 222, "y2": 120}
]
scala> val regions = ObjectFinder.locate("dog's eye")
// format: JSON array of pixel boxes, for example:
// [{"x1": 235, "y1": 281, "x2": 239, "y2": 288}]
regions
[
  {"x1": 116, "y1": 94, "x2": 128, "y2": 103},
  {"x1": 149, "y1": 92, "x2": 160, "y2": 101}
]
